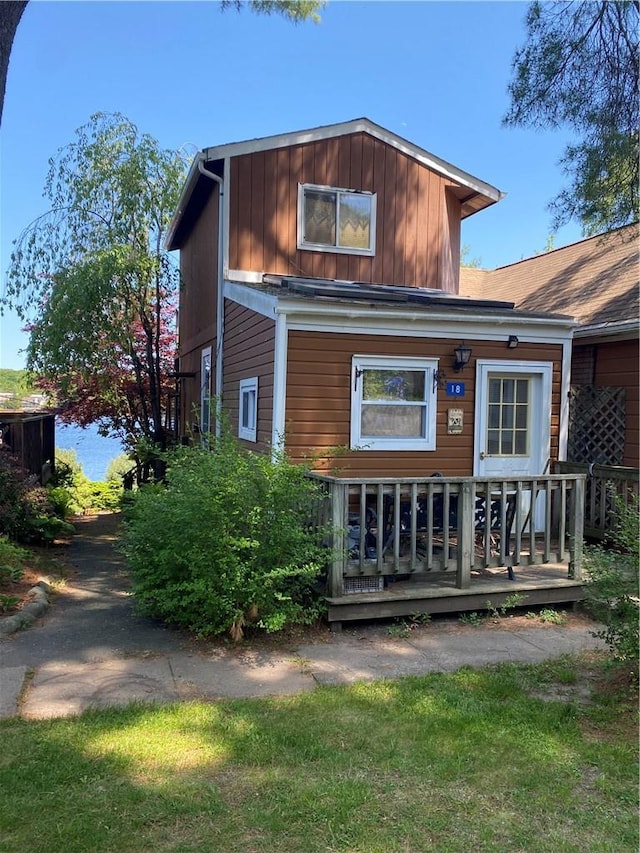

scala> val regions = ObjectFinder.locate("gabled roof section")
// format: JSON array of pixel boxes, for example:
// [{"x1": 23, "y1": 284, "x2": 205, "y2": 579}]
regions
[
  {"x1": 202, "y1": 118, "x2": 503, "y2": 213},
  {"x1": 167, "y1": 118, "x2": 503, "y2": 249},
  {"x1": 460, "y1": 224, "x2": 639, "y2": 333}
]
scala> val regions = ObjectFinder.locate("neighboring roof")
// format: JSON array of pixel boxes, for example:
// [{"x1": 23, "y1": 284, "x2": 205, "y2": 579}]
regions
[
  {"x1": 460, "y1": 224, "x2": 639, "y2": 336},
  {"x1": 167, "y1": 118, "x2": 504, "y2": 249}
]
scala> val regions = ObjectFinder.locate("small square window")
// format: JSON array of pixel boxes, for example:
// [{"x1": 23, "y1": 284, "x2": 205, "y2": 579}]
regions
[
  {"x1": 298, "y1": 183, "x2": 376, "y2": 256},
  {"x1": 350, "y1": 356, "x2": 438, "y2": 451},
  {"x1": 239, "y1": 377, "x2": 258, "y2": 442}
]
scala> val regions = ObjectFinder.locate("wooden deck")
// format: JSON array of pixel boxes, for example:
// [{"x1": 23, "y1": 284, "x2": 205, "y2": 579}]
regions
[
  {"x1": 326, "y1": 564, "x2": 585, "y2": 628},
  {"x1": 310, "y1": 473, "x2": 587, "y2": 628}
]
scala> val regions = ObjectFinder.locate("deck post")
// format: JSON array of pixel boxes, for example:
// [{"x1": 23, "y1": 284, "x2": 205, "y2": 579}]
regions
[
  {"x1": 328, "y1": 480, "x2": 347, "y2": 597},
  {"x1": 456, "y1": 480, "x2": 474, "y2": 589},
  {"x1": 568, "y1": 476, "x2": 585, "y2": 580}
]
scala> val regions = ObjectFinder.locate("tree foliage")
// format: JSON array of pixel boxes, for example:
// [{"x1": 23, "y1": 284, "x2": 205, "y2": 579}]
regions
[
  {"x1": 504, "y1": 0, "x2": 639, "y2": 234},
  {"x1": 2, "y1": 113, "x2": 186, "y2": 453}
]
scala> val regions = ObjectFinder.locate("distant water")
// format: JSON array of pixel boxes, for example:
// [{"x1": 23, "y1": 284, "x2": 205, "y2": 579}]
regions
[{"x1": 55, "y1": 420, "x2": 125, "y2": 482}]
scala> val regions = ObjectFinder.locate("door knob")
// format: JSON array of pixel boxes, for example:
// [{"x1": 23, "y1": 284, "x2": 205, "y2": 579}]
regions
[{"x1": 479, "y1": 451, "x2": 486, "y2": 459}]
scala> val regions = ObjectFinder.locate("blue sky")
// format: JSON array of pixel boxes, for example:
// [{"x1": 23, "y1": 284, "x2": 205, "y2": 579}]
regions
[{"x1": 1, "y1": 0, "x2": 584, "y2": 370}]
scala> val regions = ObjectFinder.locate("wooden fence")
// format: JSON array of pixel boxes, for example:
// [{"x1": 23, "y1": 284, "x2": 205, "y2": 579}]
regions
[{"x1": 0, "y1": 412, "x2": 56, "y2": 483}]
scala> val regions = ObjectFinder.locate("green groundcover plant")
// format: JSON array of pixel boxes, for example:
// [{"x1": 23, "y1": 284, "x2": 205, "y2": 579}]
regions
[
  {"x1": 584, "y1": 494, "x2": 639, "y2": 674},
  {"x1": 121, "y1": 432, "x2": 329, "y2": 639}
]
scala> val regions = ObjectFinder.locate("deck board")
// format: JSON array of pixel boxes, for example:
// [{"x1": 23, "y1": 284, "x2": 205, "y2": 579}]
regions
[{"x1": 326, "y1": 565, "x2": 585, "y2": 626}]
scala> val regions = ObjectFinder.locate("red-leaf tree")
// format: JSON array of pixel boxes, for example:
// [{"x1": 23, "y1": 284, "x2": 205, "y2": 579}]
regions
[{"x1": 3, "y1": 113, "x2": 186, "y2": 458}]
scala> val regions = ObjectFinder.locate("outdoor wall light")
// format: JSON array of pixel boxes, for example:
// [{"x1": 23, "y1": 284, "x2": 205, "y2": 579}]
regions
[
  {"x1": 453, "y1": 342, "x2": 472, "y2": 372},
  {"x1": 507, "y1": 335, "x2": 519, "y2": 349}
]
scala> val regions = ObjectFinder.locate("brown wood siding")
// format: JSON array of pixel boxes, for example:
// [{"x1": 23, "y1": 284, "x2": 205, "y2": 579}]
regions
[
  {"x1": 178, "y1": 186, "x2": 219, "y2": 437},
  {"x1": 594, "y1": 338, "x2": 639, "y2": 467},
  {"x1": 227, "y1": 133, "x2": 462, "y2": 290},
  {"x1": 285, "y1": 331, "x2": 563, "y2": 477},
  {"x1": 222, "y1": 300, "x2": 276, "y2": 452},
  {"x1": 179, "y1": 186, "x2": 219, "y2": 357},
  {"x1": 571, "y1": 343, "x2": 595, "y2": 385}
]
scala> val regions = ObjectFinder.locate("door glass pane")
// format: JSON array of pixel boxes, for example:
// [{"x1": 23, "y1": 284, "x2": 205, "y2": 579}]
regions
[
  {"x1": 361, "y1": 404, "x2": 425, "y2": 438},
  {"x1": 304, "y1": 190, "x2": 336, "y2": 245},
  {"x1": 502, "y1": 434, "x2": 514, "y2": 455},
  {"x1": 338, "y1": 194, "x2": 371, "y2": 249},
  {"x1": 487, "y1": 430, "x2": 500, "y2": 454},
  {"x1": 515, "y1": 431, "x2": 527, "y2": 454},
  {"x1": 488, "y1": 378, "x2": 501, "y2": 403},
  {"x1": 501, "y1": 406, "x2": 514, "y2": 429},
  {"x1": 488, "y1": 404, "x2": 500, "y2": 429},
  {"x1": 516, "y1": 379, "x2": 528, "y2": 403},
  {"x1": 502, "y1": 379, "x2": 515, "y2": 403},
  {"x1": 515, "y1": 404, "x2": 528, "y2": 428}
]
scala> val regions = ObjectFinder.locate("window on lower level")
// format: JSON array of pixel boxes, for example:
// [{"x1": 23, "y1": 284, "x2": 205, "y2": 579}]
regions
[
  {"x1": 350, "y1": 356, "x2": 438, "y2": 451},
  {"x1": 200, "y1": 347, "x2": 212, "y2": 435},
  {"x1": 298, "y1": 183, "x2": 376, "y2": 255},
  {"x1": 239, "y1": 377, "x2": 258, "y2": 442}
]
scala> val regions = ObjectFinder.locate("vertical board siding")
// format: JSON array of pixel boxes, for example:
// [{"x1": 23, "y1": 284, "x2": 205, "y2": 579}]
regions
[
  {"x1": 179, "y1": 187, "x2": 219, "y2": 355},
  {"x1": 178, "y1": 187, "x2": 219, "y2": 433},
  {"x1": 285, "y1": 330, "x2": 563, "y2": 478},
  {"x1": 222, "y1": 300, "x2": 276, "y2": 452},
  {"x1": 227, "y1": 133, "x2": 460, "y2": 289}
]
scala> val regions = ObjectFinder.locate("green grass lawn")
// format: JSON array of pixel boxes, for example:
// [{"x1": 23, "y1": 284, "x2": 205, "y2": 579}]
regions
[{"x1": 1, "y1": 655, "x2": 637, "y2": 853}]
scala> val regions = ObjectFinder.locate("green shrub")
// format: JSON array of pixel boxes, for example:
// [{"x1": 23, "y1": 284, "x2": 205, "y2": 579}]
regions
[
  {"x1": 121, "y1": 432, "x2": 329, "y2": 639},
  {"x1": 0, "y1": 451, "x2": 71, "y2": 544},
  {"x1": 51, "y1": 447, "x2": 124, "y2": 515},
  {"x1": 0, "y1": 536, "x2": 28, "y2": 583},
  {"x1": 584, "y1": 494, "x2": 639, "y2": 673},
  {"x1": 106, "y1": 453, "x2": 136, "y2": 486}
]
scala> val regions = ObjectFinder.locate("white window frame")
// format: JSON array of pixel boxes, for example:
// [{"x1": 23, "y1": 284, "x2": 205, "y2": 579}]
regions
[
  {"x1": 297, "y1": 183, "x2": 377, "y2": 256},
  {"x1": 350, "y1": 355, "x2": 438, "y2": 451},
  {"x1": 239, "y1": 376, "x2": 258, "y2": 442},
  {"x1": 200, "y1": 346, "x2": 212, "y2": 436}
]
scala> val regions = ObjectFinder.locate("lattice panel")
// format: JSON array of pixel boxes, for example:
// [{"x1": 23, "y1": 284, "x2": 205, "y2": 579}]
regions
[{"x1": 568, "y1": 385, "x2": 626, "y2": 465}]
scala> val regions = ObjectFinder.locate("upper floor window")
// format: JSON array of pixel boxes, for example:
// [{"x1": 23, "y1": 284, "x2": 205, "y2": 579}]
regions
[
  {"x1": 350, "y1": 356, "x2": 438, "y2": 451},
  {"x1": 298, "y1": 183, "x2": 376, "y2": 256}
]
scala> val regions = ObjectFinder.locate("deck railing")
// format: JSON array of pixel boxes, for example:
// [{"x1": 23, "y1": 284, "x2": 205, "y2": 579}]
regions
[
  {"x1": 309, "y1": 474, "x2": 586, "y2": 597},
  {"x1": 556, "y1": 462, "x2": 639, "y2": 540}
]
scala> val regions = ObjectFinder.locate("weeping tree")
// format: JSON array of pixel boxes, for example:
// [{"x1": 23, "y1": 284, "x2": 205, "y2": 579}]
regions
[
  {"x1": 504, "y1": 1, "x2": 639, "y2": 235},
  {"x1": 2, "y1": 112, "x2": 186, "y2": 462}
]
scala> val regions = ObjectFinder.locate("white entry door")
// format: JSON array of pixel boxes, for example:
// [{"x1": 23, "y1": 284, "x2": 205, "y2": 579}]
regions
[{"x1": 474, "y1": 361, "x2": 553, "y2": 528}]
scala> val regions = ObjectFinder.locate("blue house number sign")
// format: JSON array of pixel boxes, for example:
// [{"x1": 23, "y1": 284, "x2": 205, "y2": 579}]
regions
[{"x1": 446, "y1": 381, "x2": 465, "y2": 397}]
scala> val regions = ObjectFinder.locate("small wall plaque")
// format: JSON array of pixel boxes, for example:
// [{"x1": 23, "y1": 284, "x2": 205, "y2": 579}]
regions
[{"x1": 447, "y1": 408, "x2": 464, "y2": 435}]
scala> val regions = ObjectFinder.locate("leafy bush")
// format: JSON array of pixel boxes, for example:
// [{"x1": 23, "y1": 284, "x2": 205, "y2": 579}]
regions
[
  {"x1": 106, "y1": 453, "x2": 136, "y2": 486},
  {"x1": 0, "y1": 536, "x2": 28, "y2": 583},
  {"x1": 121, "y1": 432, "x2": 329, "y2": 639},
  {"x1": 584, "y1": 494, "x2": 639, "y2": 674},
  {"x1": 51, "y1": 447, "x2": 124, "y2": 515},
  {"x1": 0, "y1": 450, "x2": 72, "y2": 544}
]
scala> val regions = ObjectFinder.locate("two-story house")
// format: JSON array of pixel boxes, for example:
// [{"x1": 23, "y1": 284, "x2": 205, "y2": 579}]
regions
[
  {"x1": 167, "y1": 118, "x2": 574, "y2": 484},
  {"x1": 167, "y1": 119, "x2": 588, "y2": 625}
]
